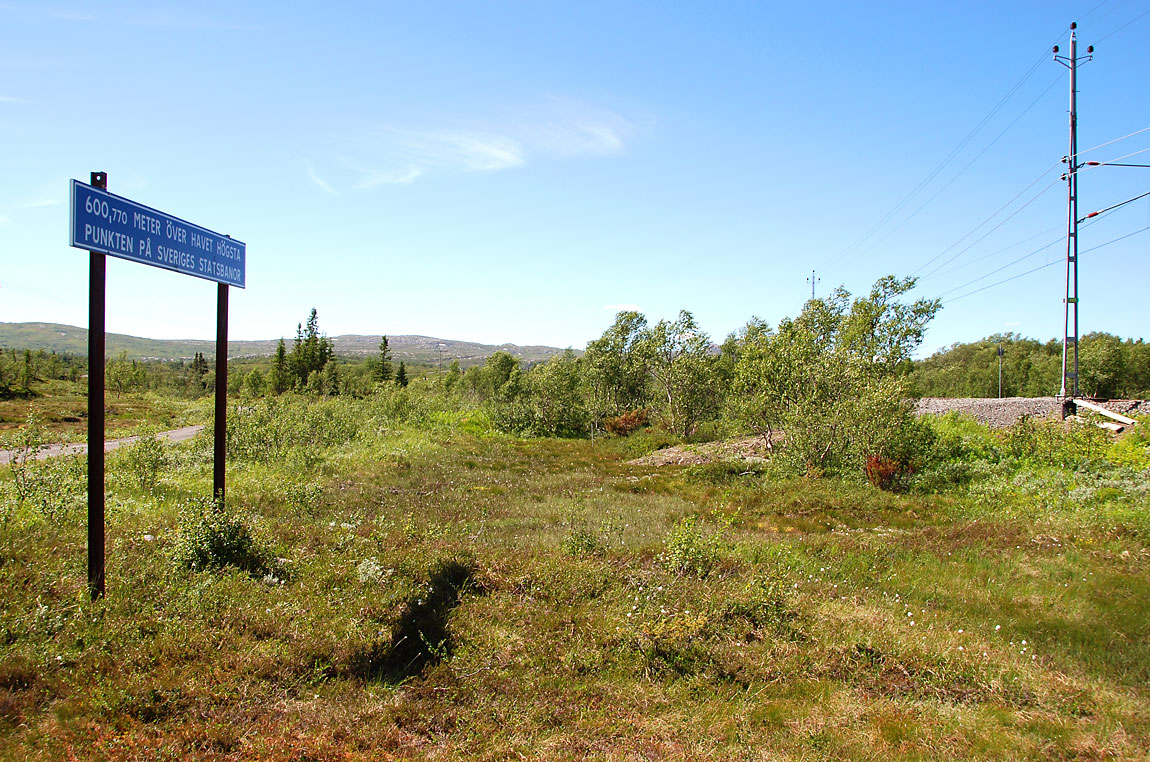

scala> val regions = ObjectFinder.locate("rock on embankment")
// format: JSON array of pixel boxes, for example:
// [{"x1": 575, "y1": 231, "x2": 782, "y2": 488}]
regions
[{"x1": 915, "y1": 397, "x2": 1146, "y2": 429}]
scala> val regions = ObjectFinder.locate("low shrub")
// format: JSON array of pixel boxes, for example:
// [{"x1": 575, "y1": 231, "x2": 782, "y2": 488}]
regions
[
  {"x1": 722, "y1": 569, "x2": 796, "y2": 632},
  {"x1": 561, "y1": 520, "x2": 606, "y2": 557},
  {"x1": 1, "y1": 411, "x2": 86, "y2": 525},
  {"x1": 117, "y1": 427, "x2": 167, "y2": 490},
  {"x1": 283, "y1": 479, "x2": 323, "y2": 517},
  {"x1": 1107, "y1": 416, "x2": 1150, "y2": 469},
  {"x1": 630, "y1": 611, "x2": 712, "y2": 677},
  {"x1": 171, "y1": 497, "x2": 272, "y2": 576},
  {"x1": 658, "y1": 515, "x2": 726, "y2": 578},
  {"x1": 604, "y1": 408, "x2": 648, "y2": 436},
  {"x1": 921, "y1": 412, "x2": 1002, "y2": 464},
  {"x1": 865, "y1": 455, "x2": 902, "y2": 491},
  {"x1": 611, "y1": 429, "x2": 681, "y2": 460}
]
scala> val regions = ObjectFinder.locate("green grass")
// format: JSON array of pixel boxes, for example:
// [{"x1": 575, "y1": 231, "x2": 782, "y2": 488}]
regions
[
  {"x1": 0, "y1": 397, "x2": 1147, "y2": 760},
  {"x1": 0, "y1": 383, "x2": 203, "y2": 440}
]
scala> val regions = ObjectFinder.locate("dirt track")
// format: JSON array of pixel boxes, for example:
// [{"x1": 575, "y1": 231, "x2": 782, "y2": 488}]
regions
[{"x1": 0, "y1": 425, "x2": 204, "y2": 465}]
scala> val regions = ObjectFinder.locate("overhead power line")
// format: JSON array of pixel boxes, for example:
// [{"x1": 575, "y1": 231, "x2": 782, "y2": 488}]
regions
[
  {"x1": 1096, "y1": 5, "x2": 1150, "y2": 42},
  {"x1": 1080, "y1": 145, "x2": 1150, "y2": 172},
  {"x1": 843, "y1": 74, "x2": 1063, "y2": 267},
  {"x1": 822, "y1": 45, "x2": 1054, "y2": 268},
  {"x1": 1078, "y1": 189, "x2": 1150, "y2": 222},
  {"x1": 924, "y1": 223, "x2": 1063, "y2": 281},
  {"x1": 935, "y1": 235, "x2": 1063, "y2": 299},
  {"x1": 912, "y1": 172, "x2": 1062, "y2": 279},
  {"x1": 1081, "y1": 0, "x2": 1132, "y2": 28},
  {"x1": 943, "y1": 225, "x2": 1150, "y2": 305},
  {"x1": 927, "y1": 194, "x2": 1134, "y2": 287},
  {"x1": 1075, "y1": 125, "x2": 1150, "y2": 159}
]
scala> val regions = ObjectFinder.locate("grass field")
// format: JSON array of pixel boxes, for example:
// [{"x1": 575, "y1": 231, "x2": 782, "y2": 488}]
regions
[
  {"x1": 1, "y1": 394, "x2": 1148, "y2": 760},
  {"x1": 0, "y1": 383, "x2": 203, "y2": 440}
]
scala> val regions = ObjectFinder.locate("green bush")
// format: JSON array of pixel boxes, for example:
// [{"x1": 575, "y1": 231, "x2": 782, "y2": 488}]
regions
[
  {"x1": 117, "y1": 427, "x2": 167, "y2": 490},
  {"x1": 221, "y1": 395, "x2": 364, "y2": 466},
  {"x1": 561, "y1": 518, "x2": 606, "y2": 557},
  {"x1": 1, "y1": 411, "x2": 86, "y2": 524},
  {"x1": 609, "y1": 429, "x2": 681, "y2": 459},
  {"x1": 722, "y1": 569, "x2": 796, "y2": 632},
  {"x1": 1107, "y1": 416, "x2": 1150, "y2": 468},
  {"x1": 1001, "y1": 416, "x2": 1110, "y2": 469},
  {"x1": 283, "y1": 479, "x2": 323, "y2": 517},
  {"x1": 921, "y1": 412, "x2": 1002, "y2": 464},
  {"x1": 171, "y1": 496, "x2": 271, "y2": 576},
  {"x1": 727, "y1": 276, "x2": 940, "y2": 480},
  {"x1": 658, "y1": 515, "x2": 725, "y2": 578}
]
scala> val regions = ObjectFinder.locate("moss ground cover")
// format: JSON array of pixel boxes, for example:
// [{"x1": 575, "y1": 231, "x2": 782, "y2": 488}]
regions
[{"x1": 0, "y1": 396, "x2": 1148, "y2": 760}]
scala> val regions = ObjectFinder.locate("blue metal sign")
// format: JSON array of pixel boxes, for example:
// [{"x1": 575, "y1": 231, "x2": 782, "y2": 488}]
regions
[{"x1": 70, "y1": 179, "x2": 245, "y2": 288}]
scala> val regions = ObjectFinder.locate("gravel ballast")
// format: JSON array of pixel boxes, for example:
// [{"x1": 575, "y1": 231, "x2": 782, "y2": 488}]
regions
[{"x1": 914, "y1": 397, "x2": 1146, "y2": 429}]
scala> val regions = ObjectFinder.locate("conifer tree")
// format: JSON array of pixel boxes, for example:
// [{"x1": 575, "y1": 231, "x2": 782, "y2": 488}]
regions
[
  {"x1": 444, "y1": 359, "x2": 461, "y2": 391},
  {"x1": 375, "y1": 335, "x2": 393, "y2": 383},
  {"x1": 395, "y1": 361, "x2": 408, "y2": 387},
  {"x1": 287, "y1": 308, "x2": 334, "y2": 389},
  {"x1": 190, "y1": 352, "x2": 209, "y2": 377},
  {"x1": 271, "y1": 339, "x2": 289, "y2": 394},
  {"x1": 189, "y1": 352, "x2": 210, "y2": 392},
  {"x1": 322, "y1": 360, "x2": 341, "y2": 396}
]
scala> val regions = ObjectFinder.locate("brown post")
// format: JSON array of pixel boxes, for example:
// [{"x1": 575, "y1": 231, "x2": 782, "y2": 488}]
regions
[
  {"x1": 214, "y1": 282, "x2": 228, "y2": 504},
  {"x1": 87, "y1": 171, "x2": 107, "y2": 600}
]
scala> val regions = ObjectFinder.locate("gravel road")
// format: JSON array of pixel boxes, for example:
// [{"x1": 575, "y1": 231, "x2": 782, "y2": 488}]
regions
[
  {"x1": 0, "y1": 425, "x2": 204, "y2": 465},
  {"x1": 914, "y1": 397, "x2": 1146, "y2": 429}
]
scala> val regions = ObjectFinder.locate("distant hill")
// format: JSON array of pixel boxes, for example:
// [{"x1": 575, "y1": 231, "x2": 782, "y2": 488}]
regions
[{"x1": 0, "y1": 322, "x2": 574, "y2": 366}]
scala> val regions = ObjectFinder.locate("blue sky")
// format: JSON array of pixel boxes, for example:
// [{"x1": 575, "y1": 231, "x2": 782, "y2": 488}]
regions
[{"x1": 1, "y1": 1, "x2": 1147, "y2": 355}]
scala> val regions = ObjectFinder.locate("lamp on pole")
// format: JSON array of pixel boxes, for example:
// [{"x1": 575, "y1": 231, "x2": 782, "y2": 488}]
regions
[{"x1": 997, "y1": 345, "x2": 1004, "y2": 398}]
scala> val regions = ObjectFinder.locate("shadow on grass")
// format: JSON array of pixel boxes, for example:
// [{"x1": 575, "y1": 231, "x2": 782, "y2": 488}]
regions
[{"x1": 354, "y1": 558, "x2": 479, "y2": 684}]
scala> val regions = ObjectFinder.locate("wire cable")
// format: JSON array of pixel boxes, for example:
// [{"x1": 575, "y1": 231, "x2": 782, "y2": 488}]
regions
[
  {"x1": 935, "y1": 236, "x2": 1063, "y2": 299},
  {"x1": 931, "y1": 195, "x2": 1140, "y2": 299},
  {"x1": 1080, "y1": 145, "x2": 1150, "y2": 172},
  {"x1": 1096, "y1": 5, "x2": 1150, "y2": 43},
  {"x1": 923, "y1": 223, "x2": 1064, "y2": 281},
  {"x1": 822, "y1": 46, "x2": 1053, "y2": 268},
  {"x1": 944, "y1": 225, "x2": 1150, "y2": 304},
  {"x1": 1076, "y1": 125, "x2": 1150, "y2": 159},
  {"x1": 911, "y1": 168, "x2": 1062, "y2": 278},
  {"x1": 1078, "y1": 189, "x2": 1150, "y2": 222},
  {"x1": 1078, "y1": 0, "x2": 1123, "y2": 25},
  {"x1": 918, "y1": 177, "x2": 1061, "y2": 279},
  {"x1": 845, "y1": 73, "x2": 1063, "y2": 266}
]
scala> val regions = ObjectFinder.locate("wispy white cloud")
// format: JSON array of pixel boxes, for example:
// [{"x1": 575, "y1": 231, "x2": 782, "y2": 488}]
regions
[
  {"x1": 306, "y1": 165, "x2": 338, "y2": 195},
  {"x1": 307, "y1": 99, "x2": 637, "y2": 194},
  {"x1": 436, "y1": 133, "x2": 526, "y2": 172},
  {"x1": 0, "y1": 3, "x2": 94, "y2": 21},
  {"x1": 0, "y1": 197, "x2": 62, "y2": 226},
  {"x1": 48, "y1": 9, "x2": 95, "y2": 21},
  {"x1": 522, "y1": 97, "x2": 632, "y2": 157},
  {"x1": 353, "y1": 166, "x2": 423, "y2": 191},
  {"x1": 0, "y1": 3, "x2": 253, "y2": 29},
  {"x1": 122, "y1": 10, "x2": 257, "y2": 31},
  {"x1": 604, "y1": 303, "x2": 640, "y2": 312},
  {"x1": 309, "y1": 153, "x2": 423, "y2": 195}
]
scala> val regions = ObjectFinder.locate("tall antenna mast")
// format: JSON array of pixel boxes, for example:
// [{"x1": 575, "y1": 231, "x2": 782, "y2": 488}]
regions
[
  {"x1": 1053, "y1": 23, "x2": 1093, "y2": 399},
  {"x1": 806, "y1": 269, "x2": 820, "y2": 300}
]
